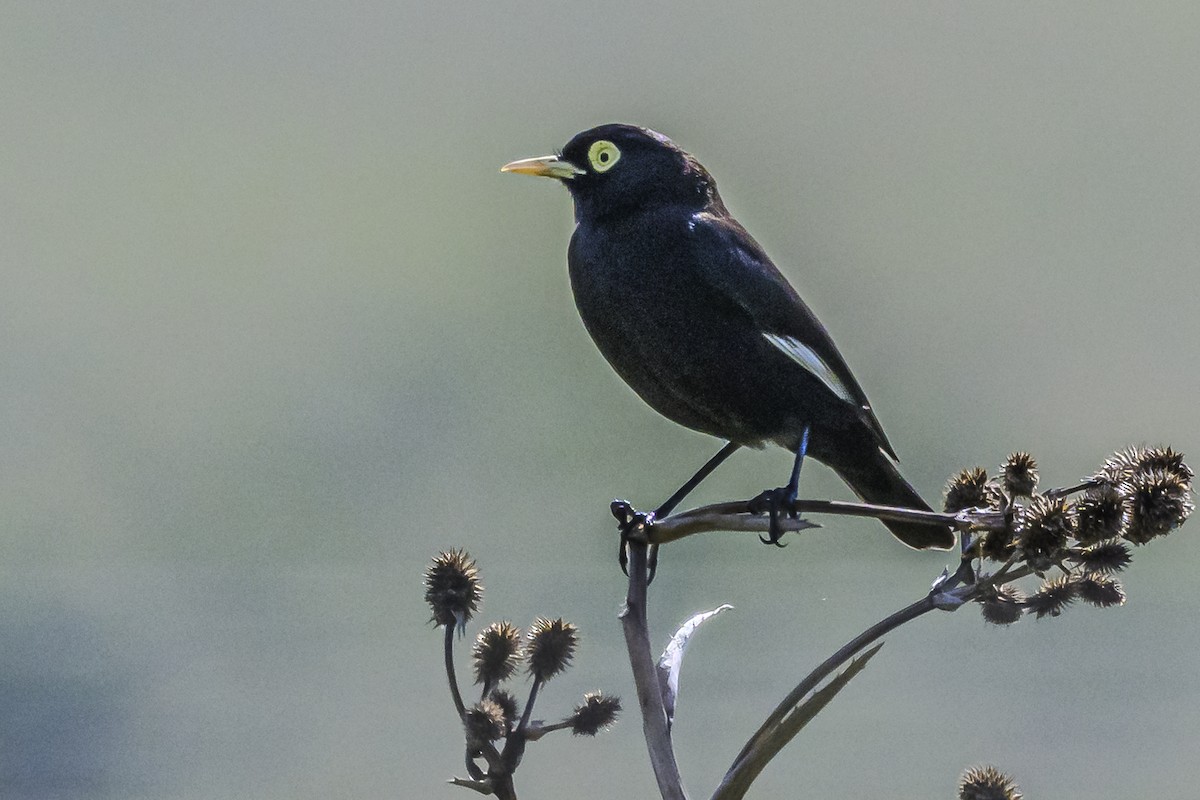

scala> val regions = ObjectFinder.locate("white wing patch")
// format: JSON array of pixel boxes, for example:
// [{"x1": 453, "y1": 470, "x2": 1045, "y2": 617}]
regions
[{"x1": 762, "y1": 332, "x2": 856, "y2": 405}]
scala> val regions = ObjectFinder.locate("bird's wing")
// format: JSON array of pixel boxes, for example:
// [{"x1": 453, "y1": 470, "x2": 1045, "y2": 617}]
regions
[{"x1": 688, "y1": 211, "x2": 899, "y2": 461}]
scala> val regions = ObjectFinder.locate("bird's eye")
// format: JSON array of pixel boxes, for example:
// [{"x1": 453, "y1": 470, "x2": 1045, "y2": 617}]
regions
[{"x1": 587, "y1": 140, "x2": 621, "y2": 173}]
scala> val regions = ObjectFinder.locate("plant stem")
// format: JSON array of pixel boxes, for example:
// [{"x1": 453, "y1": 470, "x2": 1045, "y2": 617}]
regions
[
  {"x1": 499, "y1": 678, "x2": 542, "y2": 775},
  {"x1": 651, "y1": 498, "x2": 974, "y2": 544},
  {"x1": 517, "y1": 679, "x2": 542, "y2": 734},
  {"x1": 445, "y1": 624, "x2": 466, "y2": 719},
  {"x1": 522, "y1": 720, "x2": 572, "y2": 741},
  {"x1": 717, "y1": 593, "x2": 940, "y2": 799},
  {"x1": 620, "y1": 539, "x2": 688, "y2": 800}
]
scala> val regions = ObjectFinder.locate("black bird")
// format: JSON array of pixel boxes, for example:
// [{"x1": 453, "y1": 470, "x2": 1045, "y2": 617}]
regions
[{"x1": 502, "y1": 124, "x2": 954, "y2": 551}]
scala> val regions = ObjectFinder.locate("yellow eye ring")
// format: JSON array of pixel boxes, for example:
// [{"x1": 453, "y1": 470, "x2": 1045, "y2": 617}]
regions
[{"x1": 587, "y1": 140, "x2": 621, "y2": 172}]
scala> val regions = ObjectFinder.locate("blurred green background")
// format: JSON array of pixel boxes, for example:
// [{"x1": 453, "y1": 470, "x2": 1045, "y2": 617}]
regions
[{"x1": 4, "y1": 3, "x2": 1199, "y2": 798}]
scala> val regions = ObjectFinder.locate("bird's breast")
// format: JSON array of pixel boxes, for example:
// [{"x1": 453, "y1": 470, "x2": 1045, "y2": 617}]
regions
[
  {"x1": 567, "y1": 213, "x2": 707, "y2": 346},
  {"x1": 565, "y1": 212, "x2": 779, "y2": 444}
]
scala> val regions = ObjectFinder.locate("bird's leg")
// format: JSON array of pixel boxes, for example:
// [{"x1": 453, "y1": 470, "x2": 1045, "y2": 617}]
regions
[
  {"x1": 654, "y1": 440, "x2": 743, "y2": 519},
  {"x1": 749, "y1": 425, "x2": 810, "y2": 546},
  {"x1": 617, "y1": 441, "x2": 742, "y2": 579}
]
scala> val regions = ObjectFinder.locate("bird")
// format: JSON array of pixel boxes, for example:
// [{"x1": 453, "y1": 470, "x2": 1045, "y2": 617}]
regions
[{"x1": 501, "y1": 123, "x2": 954, "y2": 551}]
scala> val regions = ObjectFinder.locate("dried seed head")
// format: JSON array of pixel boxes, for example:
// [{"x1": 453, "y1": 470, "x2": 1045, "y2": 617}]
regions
[
  {"x1": 945, "y1": 467, "x2": 990, "y2": 513},
  {"x1": 1017, "y1": 496, "x2": 1075, "y2": 566},
  {"x1": 472, "y1": 621, "x2": 522, "y2": 686},
  {"x1": 1001, "y1": 452, "x2": 1039, "y2": 497},
  {"x1": 1076, "y1": 539, "x2": 1133, "y2": 575},
  {"x1": 1075, "y1": 484, "x2": 1130, "y2": 544},
  {"x1": 1123, "y1": 468, "x2": 1194, "y2": 544},
  {"x1": 959, "y1": 765, "x2": 1023, "y2": 800},
  {"x1": 1142, "y1": 446, "x2": 1193, "y2": 480},
  {"x1": 568, "y1": 691, "x2": 622, "y2": 736},
  {"x1": 1076, "y1": 575, "x2": 1126, "y2": 608},
  {"x1": 424, "y1": 549, "x2": 482, "y2": 631},
  {"x1": 1101, "y1": 445, "x2": 1193, "y2": 485},
  {"x1": 979, "y1": 584, "x2": 1026, "y2": 626},
  {"x1": 1098, "y1": 446, "x2": 1145, "y2": 483},
  {"x1": 1027, "y1": 575, "x2": 1077, "y2": 619},
  {"x1": 526, "y1": 617, "x2": 578, "y2": 682},
  {"x1": 489, "y1": 689, "x2": 519, "y2": 732},
  {"x1": 978, "y1": 528, "x2": 1017, "y2": 563},
  {"x1": 463, "y1": 699, "x2": 506, "y2": 743}
]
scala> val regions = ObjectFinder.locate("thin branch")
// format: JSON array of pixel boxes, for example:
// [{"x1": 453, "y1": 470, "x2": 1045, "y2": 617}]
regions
[
  {"x1": 498, "y1": 679, "x2": 541, "y2": 775},
  {"x1": 449, "y1": 777, "x2": 494, "y2": 795},
  {"x1": 522, "y1": 720, "x2": 572, "y2": 741},
  {"x1": 788, "y1": 498, "x2": 962, "y2": 528},
  {"x1": 712, "y1": 645, "x2": 884, "y2": 800},
  {"x1": 445, "y1": 624, "x2": 466, "y2": 719},
  {"x1": 517, "y1": 679, "x2": 542, "y2": 734},
  {"x1": 651, "y1": 510, "x2": 821, "y2": 542},
  {"x1": 650, "y1": 498, "x2": 1006, "y2": 545},
  {"x1": 772, "y1": 644, "x2": 883, "y2": 744},
  {"x1": 620, "y1": 539, "x2": 688, "y2": 800},
  {"x1": 651, "y1": 478, "x2": 1101, "y2": 545},
  {"x1": 710, "y1": 552, "x2": 1042, "y2": 800},
  {"x1": 987, "y1": 553, "x2": 1022, "y2": 585},
  {"x1": 451, "y1": 624, "x2": 513, "y2": 794},
  {"x1": 492, "y1": 776, "x2": 518, "y2": 800},
  {"x1": 717, "y1": 593, "x2": 941, "y2": 800},
  {"x1": 1044, "y1": 478, "x2": 1100, "y2": 500},
  {"x1": 464, "y1": 752, "x2": 485, "y2": 782}
]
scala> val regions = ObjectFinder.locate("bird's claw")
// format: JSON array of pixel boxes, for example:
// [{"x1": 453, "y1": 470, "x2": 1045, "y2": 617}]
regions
[
  {"x1": 611, "y1": 500, "x2": 658, "y2": 581},
  {"x1": 749, "y1": 487, "x2": 798, "y2": 547}
]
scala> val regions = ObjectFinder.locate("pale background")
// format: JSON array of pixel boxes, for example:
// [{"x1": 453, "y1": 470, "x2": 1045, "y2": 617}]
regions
[{"x1": 4, "y1": 3, "x2": 1199, "y2": 798}]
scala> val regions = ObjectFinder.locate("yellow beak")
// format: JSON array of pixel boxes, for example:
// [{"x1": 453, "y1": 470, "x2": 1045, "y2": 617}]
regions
[{"x1": 500, "y1": 155, "x2": 584, "y2": 180}]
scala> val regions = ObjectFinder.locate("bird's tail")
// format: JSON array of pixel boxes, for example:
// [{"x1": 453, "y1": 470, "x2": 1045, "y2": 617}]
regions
[{"x1": 830, "y1": 449, "x2": 956, "y2": 550}]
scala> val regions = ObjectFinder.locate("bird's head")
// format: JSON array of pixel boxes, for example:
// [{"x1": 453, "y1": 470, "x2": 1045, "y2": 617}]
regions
[{"x1": 502, "y1": 124, "x2": 718, "y2": 221}]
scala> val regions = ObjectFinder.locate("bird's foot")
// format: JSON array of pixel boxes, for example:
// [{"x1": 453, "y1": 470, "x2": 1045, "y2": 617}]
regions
[
  {"x1": 610, "y1": 500, "x2": 659, "y2": 582},
  {"x1": 748, "y1": 487, "x2": 799, "y2": 547}
]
